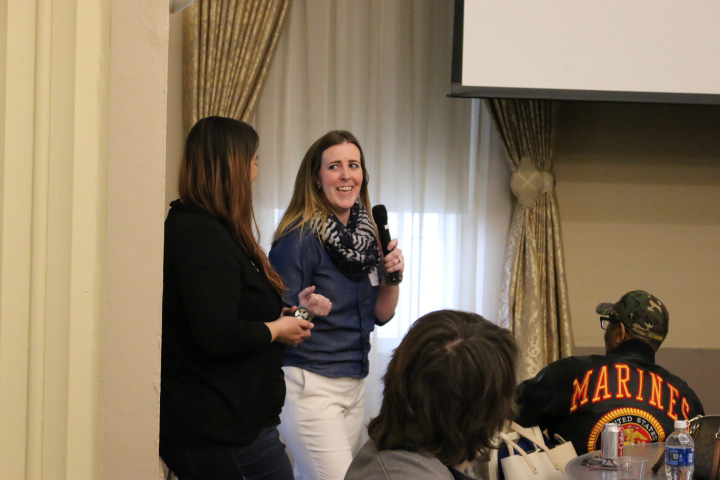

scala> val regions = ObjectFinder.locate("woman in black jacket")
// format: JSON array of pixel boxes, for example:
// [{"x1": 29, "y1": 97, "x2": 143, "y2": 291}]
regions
[{"x1": 160, "y1": 116, "x2": 330, "y2": 480}]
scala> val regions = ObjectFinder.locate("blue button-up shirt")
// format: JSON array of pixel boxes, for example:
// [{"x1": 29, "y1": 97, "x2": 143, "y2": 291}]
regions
[{"x1": 269, "y1": 226, "x2": 382, "y2": 379}]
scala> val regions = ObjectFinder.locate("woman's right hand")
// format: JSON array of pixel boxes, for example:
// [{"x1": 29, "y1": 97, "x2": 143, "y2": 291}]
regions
[
  {"x1": 265, "y1": 316, "x2": 313, "y2": 347},
  {"x1": 298, "y1": 285, "x2": 332, "y2": 317}
]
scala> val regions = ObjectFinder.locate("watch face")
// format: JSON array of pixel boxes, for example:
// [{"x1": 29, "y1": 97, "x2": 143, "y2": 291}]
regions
[{"x1": 294, "y1": 307, "x2": 310, "y2": 320}]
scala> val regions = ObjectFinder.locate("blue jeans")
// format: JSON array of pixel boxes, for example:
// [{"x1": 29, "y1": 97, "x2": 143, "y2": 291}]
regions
[{"x1": 160, "y1": 426, "x2": 294, "y2": 480}]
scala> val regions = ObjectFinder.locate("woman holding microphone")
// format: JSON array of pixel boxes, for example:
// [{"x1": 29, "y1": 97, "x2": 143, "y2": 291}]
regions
[{"x1": 270, "y1": 130, "x2": 405, "y2": 480}]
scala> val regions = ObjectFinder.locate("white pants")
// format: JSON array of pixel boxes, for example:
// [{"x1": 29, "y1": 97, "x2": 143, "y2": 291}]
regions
[{"x1": 279, "y1": 366, "x2": 366, "y2": 480}]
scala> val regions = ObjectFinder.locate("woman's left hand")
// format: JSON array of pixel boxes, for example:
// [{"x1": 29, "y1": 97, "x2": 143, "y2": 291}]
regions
[
  {"x1": 298, "y1": 285, "x2": 332, "y2": 317},
  {"x1": 382, "y1": 238, "x2": 404, "y2": 275}
]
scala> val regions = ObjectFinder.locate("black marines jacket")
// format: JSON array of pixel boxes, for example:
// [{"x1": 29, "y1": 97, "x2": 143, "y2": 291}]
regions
[{"x1": 515, "y1": 339, "x2": 705, "y2": 454}]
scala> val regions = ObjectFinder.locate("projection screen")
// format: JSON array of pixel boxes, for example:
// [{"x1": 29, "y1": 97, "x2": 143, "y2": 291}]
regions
[{"x1": 450, "y1": 0, "x2": 720, "y2": 104}]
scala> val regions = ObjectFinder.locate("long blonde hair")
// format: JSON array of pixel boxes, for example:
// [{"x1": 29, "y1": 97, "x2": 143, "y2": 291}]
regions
[
  {"x1": 180, "y1": 116, "x2": 285, "y2": 293},
  {"x1": 274, "y1": 130, "x2": 373, "y2": 242}
]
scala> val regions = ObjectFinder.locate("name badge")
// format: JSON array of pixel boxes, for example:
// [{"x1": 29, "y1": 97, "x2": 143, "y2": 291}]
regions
[{"x1": 369, "y1": 267, "x2": 379, "y2": 286}]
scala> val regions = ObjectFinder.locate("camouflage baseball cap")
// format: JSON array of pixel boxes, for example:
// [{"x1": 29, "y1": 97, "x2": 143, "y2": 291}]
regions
[{"x1": 596, "y1": 290, "x2": 669, "y2": 342}]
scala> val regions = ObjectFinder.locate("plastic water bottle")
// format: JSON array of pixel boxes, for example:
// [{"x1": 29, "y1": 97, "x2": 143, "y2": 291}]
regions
[{"x1": 665, "y1": 420, "x2": 695, "y2": 480}]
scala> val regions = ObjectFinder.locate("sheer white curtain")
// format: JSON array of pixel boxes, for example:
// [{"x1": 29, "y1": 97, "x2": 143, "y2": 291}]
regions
[{"x1": 253, "y1": 0, "x2": 509, "y2": 426}]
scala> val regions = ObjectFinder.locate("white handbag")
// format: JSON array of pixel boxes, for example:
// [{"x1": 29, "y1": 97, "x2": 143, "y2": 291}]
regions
[
  {"x1": 469, "y1": 422, "x2": 577, "y2": 480},
  {"x1": 498, "y1": 422, "x2": 577, "y2": 480},
  {"x1": 508, "y1": 422, "x2": 577, "y2": 472},
  {"x1": 482, "y1": 424, "x2": 543, "y2": 480}
]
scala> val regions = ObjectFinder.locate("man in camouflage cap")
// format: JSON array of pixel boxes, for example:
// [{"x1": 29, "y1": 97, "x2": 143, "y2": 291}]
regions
[
  {"x1": 597, "y1": 290, "x2": 669, "y2": 351},
  {"x1": 515, "y1": 290, "x2": 704, "y2": 454}
]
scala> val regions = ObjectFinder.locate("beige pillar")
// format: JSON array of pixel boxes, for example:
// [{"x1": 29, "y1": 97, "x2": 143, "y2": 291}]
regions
[
  {"x1": 0, "y1": 1, "x2": 167, "y2": 478},
  {"x1": 0, "y1": 1, "x2": 37, "y2": 475},
  {"x1": 103, "y1": 0, "x2": 168, "y2": 478}
]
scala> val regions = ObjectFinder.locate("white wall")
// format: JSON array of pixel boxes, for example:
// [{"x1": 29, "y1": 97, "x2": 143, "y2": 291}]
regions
[{"x1": 555, "y1": 101, "x2": 720, "y2": 349}]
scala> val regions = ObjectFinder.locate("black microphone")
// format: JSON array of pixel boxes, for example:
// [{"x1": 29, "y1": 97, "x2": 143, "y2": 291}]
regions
[{"x1": 372, "y1": 204, "x2": 402, "y2": 285}]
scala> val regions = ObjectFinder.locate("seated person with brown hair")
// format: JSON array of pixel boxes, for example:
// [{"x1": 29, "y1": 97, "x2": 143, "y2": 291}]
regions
[
  {"x1": 516, "y1": 290, "x2": 705, "y2": 454},
  {"x1": 345, "y1": 310, "x2": 519, "y2": 480}
]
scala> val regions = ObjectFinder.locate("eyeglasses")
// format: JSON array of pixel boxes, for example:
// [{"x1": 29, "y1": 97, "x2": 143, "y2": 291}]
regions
[
  {"x1": 582, "y1": 456, "x2": 617, "y2": 469},
  {"x1": 600, "y1": 316, "x2": 619, "y2": 330}
]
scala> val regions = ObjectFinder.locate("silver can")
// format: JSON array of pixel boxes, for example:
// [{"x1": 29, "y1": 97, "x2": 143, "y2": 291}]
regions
[{"x1": 601, "y1": 422, "x2": 624, "y2": 459}]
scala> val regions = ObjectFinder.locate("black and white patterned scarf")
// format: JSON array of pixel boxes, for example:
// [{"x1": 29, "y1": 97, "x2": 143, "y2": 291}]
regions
[{"x1": 313, "y1": 202, "x2": 379, "y2": 281}]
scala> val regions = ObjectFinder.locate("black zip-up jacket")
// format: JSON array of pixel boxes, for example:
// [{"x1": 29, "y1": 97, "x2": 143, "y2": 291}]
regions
[
  {"x1": 161, "y1": 200, "x2": 285, "y2": 447},
  {"x1": 516, "y1": 339, "x2": 705, "y2": 454}
]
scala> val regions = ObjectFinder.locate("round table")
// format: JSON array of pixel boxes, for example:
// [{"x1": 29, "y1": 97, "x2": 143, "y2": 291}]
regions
[{"x1": 565, "y1": 442, "x2": 666, "y2": 480}]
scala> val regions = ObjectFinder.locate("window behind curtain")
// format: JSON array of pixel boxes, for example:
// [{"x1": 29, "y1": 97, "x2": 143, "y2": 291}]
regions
[{"x1": 253, "y1": 0, "x2": 513, "y2": 424}]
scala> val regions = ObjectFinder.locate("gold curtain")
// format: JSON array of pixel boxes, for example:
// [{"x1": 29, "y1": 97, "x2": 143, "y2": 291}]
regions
[
  {"x1": 486, "y1": 99, "x2": 574, "y2": 381},
  {"x1": 183, "y1": 0, "x2": 292, "y2": 133}
]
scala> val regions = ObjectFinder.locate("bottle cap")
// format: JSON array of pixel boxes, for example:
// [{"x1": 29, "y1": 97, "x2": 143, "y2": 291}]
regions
[{"x1": 674, "y1": 420, "x2": 688, "y2": 429}]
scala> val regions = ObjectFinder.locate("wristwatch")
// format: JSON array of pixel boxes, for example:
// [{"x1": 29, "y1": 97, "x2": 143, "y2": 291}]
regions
[{"x1": 294, "y1": 307, "x2": 312, "y2": 321}]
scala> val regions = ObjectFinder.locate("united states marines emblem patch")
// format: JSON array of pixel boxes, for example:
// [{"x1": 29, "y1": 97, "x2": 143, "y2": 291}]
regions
[{"x1": 587, "y1": 407, "x2": 666, "y2": 453}]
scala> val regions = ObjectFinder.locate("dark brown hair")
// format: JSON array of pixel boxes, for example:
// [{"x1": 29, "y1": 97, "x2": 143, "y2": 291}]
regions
[
  {"x1": 368, "y1": 310, "x2": 518, "y2": 466},
  {"x1": 273, "y1": 130, "x2": 373, "y2": 241},
  {"x1": 179, "y1": 116, "x2": 284, "y2": 293}
]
